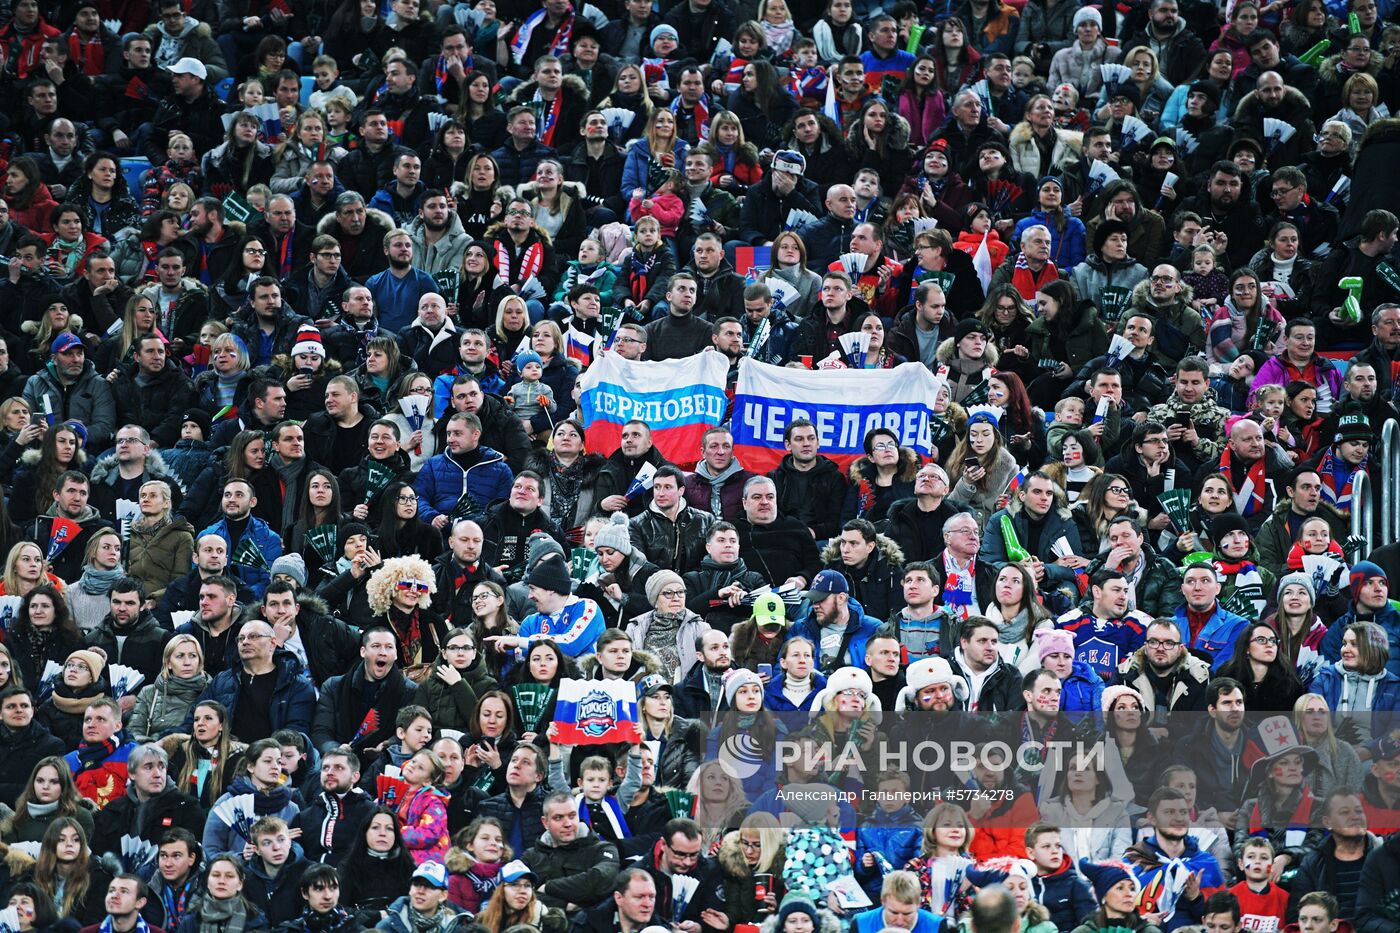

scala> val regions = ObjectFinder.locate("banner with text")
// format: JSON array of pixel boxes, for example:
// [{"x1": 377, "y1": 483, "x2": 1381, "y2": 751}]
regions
[
  {"x1": 577, "y1": 352, "x2": 729, "y2": 468},
  {"x1": 732, "y1": 359, "x2": 940, "y2": 472}
]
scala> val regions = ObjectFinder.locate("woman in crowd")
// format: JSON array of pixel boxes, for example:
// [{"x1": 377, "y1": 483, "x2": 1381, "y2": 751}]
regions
[
  {"x1": 203, "y1": 738, "x2": 301, "y2": 857},
  {"x1": 194, "y1": 333, "x2": 255, "y2": 418},
  {"x1": 492, "y1": 296, "x2": 531, "y2": 363},
  {"x1": 470, "y1": 583, "x2": 517, "y2": 681},
  {"x1": 460, "y1": 690, "x2": 519, "y2": 795},
  {"x1": 1071, "y1": 474, "x2": 1146, "y2": 558},
  {"x1": 7, "y1": 585, "x2": 80, "y2": 689},
  {"x1": 376, "y1": 481, "x2": 443, "y2": 563},
  {"x1": 126, "y1": 480, "x2": 196, "y2": 605},
  {"x1": 9, "y1": 423, "x2": 85, "y2": 526},
  {"x1": 286, "y1": 468, "x2": 345, "y2": 581},
  {"x1": 897, "y1": 57, "x2": 946, "y2": 149},
  {"x1": 167, "y1": 700, "x2": 245, "y2": 809},
  {"x1": 1294, "y1": 693, "x2": 1364, "y2": 802},
  {"x1": 474, "y1": 861, "x2": 566, "y2": 933},
  {"x1": 1309, "y1": 620, "x2": 1400, "y2": 740},
  {"x1": 418, "y1": 628, "x2": 497, "y2": 733},
  {"x1": 352, "y1": 336, "x2": 416, "y2": 413},
  {"x1": 174, "y1": 855, "x2": 268, "y2": 933},
  {"x1": 384, "y1": 371, "x2": 439, "y2": 473},
  {"x1": 718, "y1": 813, "x2": 787, "y2": 924},
  {"x1": 1266, "y1": 572, "x2": 1329, "y2": 687},
  {"x1": 842, "y1": 427, "x2": 919, "y2": 524},
  {"x1": 639, "y1": 676, "x2": 704, "y2": 788},
  {"x1": 987, "y1": 563, "x2": 1054, "y2": 672},
  {"x1": 128, "y1": 635, "x2": 209, "y2": 743},
  {"x1": 524, "y1": 419, "x2": 610, "y2": 536},
  {"x1": 0, "y1": 757, "x2": 95, "y2": 844},
  {"x1": 215, "y1": 236, "x2": 273, "y2": 315},
  {"x1": 340, "y1": 807, "x2": 418, "y2": 928},
  {"x1": 366, "y1": 556, "x2": 445, "y2": 670},
  {"x1": 597, "y1": 66, "x2": 655, "y2": 147},
  {"x1": 35, "y1": 648, "x2": 103, "y2": 750},
  {"x1": 1101, "y1": 684, "x2": 1166, "y2": 807},
  {"x1": 1025, "y1": 280, "x2": 1109, "y2": 409},
  {"x1": 30, "y1": 817, "x2": 111, "y2": 924},
  {"x1": 1206, "y1": 269, "x2": 1286, "y2": 373},
  {"x1": 813, "y1": 0, "x2": 861, "y2": 62},
  {"x1": 19, "y1": 301, "x2": 83, "y2": 375},
  {"x1": 760, "y1": 232, "x2": 823, "y2": 320},
  {"x1": 459, "y1": 154, "x2": 506, "y2": 240},
  {"x1": 94, "y1": 294, "x2": 159, "y2": 374},
  {"x1": 621, "y1": 109, "x2": 689, "y2": 201},
  {"x1": 269, "y1": 328, "x2": 342, "y2": 423},
  {"x1": 947, "y1": 408, "x2": 1019, "y2": 526},
  {"x1": 1217, "y1": 622, "x2": 1306, "y2": 711},
  {"x1": 1037, "y1": 753, "x2": 1132, "y2": 862},
  {"x1": 3, "y1": 157, "x2": 58, "y2": 233},
  {"x1": 182, "y1": 430, "x2": 279, "y2": 530}
]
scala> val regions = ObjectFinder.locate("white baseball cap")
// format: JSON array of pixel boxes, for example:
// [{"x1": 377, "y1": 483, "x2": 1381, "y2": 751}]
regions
[{"x1": 164, "y1": 57, "x2": 207, "y2": 80}]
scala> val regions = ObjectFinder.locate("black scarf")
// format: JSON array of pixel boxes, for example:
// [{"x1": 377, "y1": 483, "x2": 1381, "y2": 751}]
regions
[{"x1": 547, "y1": 454, "x2": 587, "y2": 530}]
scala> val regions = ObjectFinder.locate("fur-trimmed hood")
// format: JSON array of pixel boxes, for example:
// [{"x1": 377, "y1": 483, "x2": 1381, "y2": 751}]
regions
[
  {"x1": 316, "y1": 206, "x2": 396, "y2": 239},
  {"x1": 1128, "y1": 275, "x2": 1195, "y2": 311},
  {"x1": 846, "y1": 450, "x2": 920, "y2": 485},
  {"x1": 507, "y1": 74, "x2": 591, "y2": 107},
  {"x1": 158, "y1": 732, "x2": 249, "y2": 761},
  {"x1": 1360, "y1": 117, "x2": 1400, "y2": 150},
  {"x1": 934, "y1": 336, "x2": 1001, "y2": 367},
  {"x1": 21, "y1": 445, "x2": 86, "y2": 469},
  {"x1": 1234, "y1": 86, "x2": 1314, "y2": 126},
  {"x1": 20, "y1": 314, "x2": 82, "y2": 337},
  {"x1": 516, "y1": 179, "x2": 589, "y2": 209},
  {"x1": 89, "y1": 448, "x2": 177, "y2": 488},
  {"x1": 1009, "y1": 122, "x2": 1083, "y2": 151},
  {"x1": 0, "y1": 842, "x2": 34, "y2": 876},
  {"x1": 482, "y1": 218, "x2": 554, "y2": 245},
  {"x1": 576, "y1": 646, "x2": 665, "y2": 680},
  {"x1": 845, "y1": 109, "x2": 911, "y2": 152},
  {"x1": 819, "y1": 530, "x2": 906, "y2": 566}
]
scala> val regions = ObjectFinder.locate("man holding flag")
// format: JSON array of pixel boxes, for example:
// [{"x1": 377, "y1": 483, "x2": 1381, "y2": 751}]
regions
[{"x1": 34, "y1": 470, "x2": 112, "y2": 584}]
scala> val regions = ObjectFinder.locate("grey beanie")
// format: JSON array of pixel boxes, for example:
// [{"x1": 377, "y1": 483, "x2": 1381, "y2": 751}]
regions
[
  {"x1": 526, "y1": 532, "x2": 566, "y2": 570},
  {"x1": 645, "y1": 570, "x2": 685, "y2": 606},
  {"x1": 270, "y1": 553, "x2": 308, "y2": 588},
  {"x1": 1277, "y1": 570, "x2": 1316, "y2": 603},
  {"x1": 593, "y1": 512, "x2": 634, "y2": 556}
]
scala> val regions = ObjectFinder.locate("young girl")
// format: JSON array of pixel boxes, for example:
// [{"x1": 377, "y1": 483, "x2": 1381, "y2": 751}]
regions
[
  {"x1": 628, "y1": 169, "x2": 685, "y2": 245},
  {"x1": 710, "y1": 22, "x2": 771, "y2": 97},
  {"x1": 324, "y1": 97, "x2": 357, "y2": 149},
  {"x1": 905, "y1": 804, "x2": 1000, "y2": 918},
  {"x1": 619, "y1": 220, "x2": 678, "y2": 320},
  {"x1": 954, "y1": 203, "x2": 1009, "y2": 268},
  {"x1": 813, "y1": 0, "x2": 860, "y2": 63},
  {"x1": 698, "y1": 112, "x2": 763, "y2": 195},
  {"x1": 182, "y1": 321, "x2": 227, "y2": 379},
  {"x1": 1250, "y1": 383, "x2": 1297, "y2": 456},
  {"x1": 236, "y1": 78, "x2": 265, "y2": 109},
  {"x1": 1184, "y1": 244, "x2": 1230, "y2": 309},
  {"x1": 552, "y1": 238, "x2": 618, "y2": 308},
  {"x1": 446, "y1": 817, "x2": 511, "y2": 913}
]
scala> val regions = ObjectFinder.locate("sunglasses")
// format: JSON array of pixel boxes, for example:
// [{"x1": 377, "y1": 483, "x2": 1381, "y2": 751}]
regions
[{"x1": 397, "y1": 580, "x2": 430, "y2": 592}]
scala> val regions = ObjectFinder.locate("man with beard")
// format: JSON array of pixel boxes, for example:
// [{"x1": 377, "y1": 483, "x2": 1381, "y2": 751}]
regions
[
  {"x1": 173, "y1": 197, "x2": 240, "y2": 288},
  {"x1": 1125, "y1": 0, "x2": 1207, "y2": 85},
  {"x1": 673, "y1": 628, "x2": 733, "y2": 717},
  {"x1": 1082, "y1": 517, "x2": 1182, "y2": 619},
  {"x1": 1126, "y1": 786, "x2": 1225, "y2": 927},
  {"x1": 1113, "y1": 617, "x2": 1211, "y2": 713},
  {"x1": 407, "y1": 190, "x2": 468, "y2": 276},
  {"x1": 736, "y1": 476, "x2": 820, "y2": 589},
  {"x1": 22, "y1": 332, "x2": 115, "y2": 450},
  {"x1": 480, "y1": 472, "x2": 566, "y2": 570},
  {"x1": 1177, "y1": 162, "x2": 1265, "y2": 270},
  {"x1": 1351, "y1": 304, "x2": 1400, "y2": 399},
  {"x1": 230, "y1": 278, "x2": 307, "y2": 369},
  {"x1": 1171, "y1": 679, "x2": 1254, "y2": 818},
  {"x1": 887, "y1": 463, "x2": 959, "y2": 562},
  {"x1": 599, "y1": 420, "x2": 670, "y2": 517},
  {"x1": 32, "y1": 470, "x2": 112, "y2": 584},
  {"x1": 283, "y1": 235, "x2": 353, "y2": 321},
  {"x1": 1128, "y1": 265, "x2": 1207, "y2": 370},
  {"x1": 489, "y1": 196, "x2": 560, "y2": 308},
  {"x1": 678, "y1": 151, "x2": 738, "y2": 256},
  {"x1": 85, "y1": 577, "x2": 172, "y2": 695},
  {"x1": 260, "y1": 580, "x2": 359, "y2": 689},
  {"x1": 173, "y1": 575, "x2": 243, "y2": 678},
  {"x1": 294, "y1": 747, "x2": 375, "y2": 865},
  {"x1": 0, "y1": 688, "x2": 64, "y2": 804},
  {"x1": 364, "y1": 229, "x2": 436, "y2": 333},
  {"x1": 431, "y1": 519, "x2": 506, "y2": 626},
  {"x1": 1233, "y1": 72, "x2": 1316, "y2": 173},
  {"x1": 321, "y1": 193, "x2": 394, "y2": 283},
  {"x1": 1320, "y1": 364, "x2": 1398, "y2": 448},
  {"x1": 737, "y1": 149, "x2": 821, "y2": 247},
  {"x1": 1312, "y1": 209, "x2": 1400, "y2": 348},
  {"x1": 199, "y1": 478, "x2": 283, "y2": 597},
  {"x1": 312, "y1": 625, "x2": 418, "y2": 756},
  {"x1": 947, "y1": 617, "x2": 1021, "y2": 711},
  {"x1": 109, "y1": 339, "x2": 196, "y2": 450},
  {"x1": 787, "y1": 569, "x2": 880, "y2": 675}
]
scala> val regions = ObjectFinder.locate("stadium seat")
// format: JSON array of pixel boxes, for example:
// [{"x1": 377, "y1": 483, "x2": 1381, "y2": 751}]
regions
[
  {"x1": 300, "y1": 75, "x2": 315, "y2": 104},
  {"x1": 121, "y1": 158, "x2": 151, "y2": 197}
]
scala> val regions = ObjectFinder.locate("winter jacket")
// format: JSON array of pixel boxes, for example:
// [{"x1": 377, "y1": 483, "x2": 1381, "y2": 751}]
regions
[
  {"x1": 22, "y1": 359, "x2": 116, "y2": 450},
  {"x1": 128, "y1": 670, "x2": 211, "y2": 742},
  {"x1": 192, "y1": 648, "x2": 315, "y2": 740},
  {"x1": 109, "y1": 361, "x2": 198, "y2": 449},
  {"x1": 294, "y1": 785, "x2": 376, "y2": 866},
  {"x1": 820, "y1": 535, "x2": 905, "y2": 623},
  {"x1": 91, "y1": 780, "x2": 206, "y2": 857},
  {"x1": 406, "y1": 212, "x2": 470, "y2": 276},
  {"x1": 84, "y1": 610, "x2": 173, "y2": 685},
  {"x1": 981, "y1": 503, "x2": 1083, "y2": 588},
  {"x1": 203, "y1": 776, "x2": 301, "y2": 857},
  {"x1": 1310, "y1": 662, "x2": 1400, "y2": 737},
  {"x1": 312, "y1": 661, "x2": 418, "y2": 755},
  {"x1": 397, "y1": 784, "x2": 450, "y2": 866},
  {"x1": 629, "y1": 502, "x2": 716, "y2": 575},
  {"x1": 86, "y1": 448, "x2": 186, "y2": 524},
  {"x1": 520, "y1": 825, "x2": 621, "y2": 910},
  {"x1": 126, "y1": 515, "x2": 197, "y2": 603},
  {"x1": 1032, "y1": 857, "x2": 1097, "y2": 933},
  {"x1": 0, "y1": 720, "x2": 65, "y2": 804},
  {"x1": 787, "y1": 596, "x2": 881, "y2": 674},
  {"x1": 767, "y1": 454, "x2": 848, "y2": 540},
  {"x1": 199, "y1": 513, "x2": 283, "y2": 597},
  {"x1": 375, "y1": 898, "x2": 469, "y2": 933},
  {"x1": 414, "y1": 445, "x2": 515, "y2": 526}
]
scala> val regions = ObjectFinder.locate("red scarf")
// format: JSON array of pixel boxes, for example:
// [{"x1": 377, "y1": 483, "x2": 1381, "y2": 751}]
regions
[
  {"x1": 67, "y1": 31, "x2": 104, "y2": 75},
  {"x1": 1219, "y1": 444, "x2": 1267, "y2": 517},
  {"x1": 495, "y1": 237, "x2": 544, "y2": 287},
  {"x1": 1009, "y1": 253, "x2": 1057, "y2": 301},
  {"x1": 537, "y1": 90, "x2": 564, "y2": 148},
  {"x1": 1249, "y1": 784, "x2": 1314, "y2": 837}
]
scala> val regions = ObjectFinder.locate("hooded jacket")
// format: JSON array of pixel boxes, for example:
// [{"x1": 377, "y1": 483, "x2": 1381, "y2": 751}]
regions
[
  {"x1": 128, "y1": 669, "x2": 211, "y2": 742},
  {"x1": 414, "y1": 444, "x2": 515, "y2": 526},
  {"x1": 197, "y1": 649, "x2": 317, "y2": 738},
  {"x1": 787, "y1": 596, "x2": 881, "y2": 674},
  {"x1": 22, "y1": 358, "x2": 116, "y2": 450},
  {"x1": 141, "y1": 17, "x2": 227, "y2": 81},
  {"x1": 820, "y1": 534, "x2": 905, "y2": 623},
  {"x1": 91, "y1": 777, "x2": 206, "y2": 858},
  {"x1": 521, "y1": 824, "x2": 621, "y2": 910},
  {"x1": 406, "y1": 211, "x2": 470, "y2": 276}
]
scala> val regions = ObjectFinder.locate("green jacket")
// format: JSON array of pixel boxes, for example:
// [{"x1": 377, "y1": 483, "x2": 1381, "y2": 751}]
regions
[{"x1": 1255, "y1": 498, "x2": 1349, "y2": 580}]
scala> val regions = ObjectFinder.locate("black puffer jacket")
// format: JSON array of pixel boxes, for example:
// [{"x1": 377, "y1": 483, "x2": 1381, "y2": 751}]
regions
[
  {"x1": 525, "y1": 450, "x2": 619, "y2": 533},
  {"x1": 683, "y1": 557, "x2": 768, "y2": 631},
  {"x1": 767, "y1": 454, "x2": 848, "y2": 540},
  {"x1": 0, "y1": 720, "x2": 64, "y2": 803},
  {"x1": 820, "y1": 534, "x2": 906, "y2": 623}
]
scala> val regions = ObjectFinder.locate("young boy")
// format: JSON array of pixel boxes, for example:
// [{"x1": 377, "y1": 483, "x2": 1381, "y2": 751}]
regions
[
  {"x1": 790, "y1": 38, "x2": 826, "y2": 105},
  {"x1": 545, "y1": 744, "x2": 643, "y2": 844},
  {"x1": 1025, "y1": 822, "x2": 1096, "y2": 933},
  {"x1": 506, "y1": 350, "x2": 555, "y2": 435},
  {"x1": 615, "y1": 216, "x2": 676, "y2": 319},
  {"x1": 1291, "y1": 892, "x2": 1344, "y2": 933},
  {"x1": 360, "y1": 706, "x2": 436, "y2": 792},
  {"x1": 854, "y1": 771, "x2": 922, "y2": 897},
  {"x1": 1231, "y1": 837, "x2": 1290, "y2": 931},
  {"x1": 242, "y1": 816, "x2": 310, "y2": 925},
  {"x1": 1045, "y1": 397, "x2": 1087, "y2": 454},
  {"x1": 274, "y1": 729, "x2": 313, "y2": 790},
  {"x1": 293, "y1": 863, "x2": 357, "y2": 933}
]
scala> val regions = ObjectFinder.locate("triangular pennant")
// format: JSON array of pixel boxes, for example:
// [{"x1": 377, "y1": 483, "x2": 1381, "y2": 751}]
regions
[{"x1": 46, "y1": 516, "x2": 82, "y2": 562}]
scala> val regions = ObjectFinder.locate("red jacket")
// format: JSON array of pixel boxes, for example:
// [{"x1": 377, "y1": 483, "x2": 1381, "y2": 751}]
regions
[
  {"x1": 954, "y1": 229, "x2": 1009, "y2": 269},
  {"x1": 0, "y1": 18, "x2": 61, "y2": 79},
  {"x1": 40, "y1": 230, "x2": 109, "y2": 277},
  {"x1": 6, "y1": 184, "x2": 58, "y2": 233}
]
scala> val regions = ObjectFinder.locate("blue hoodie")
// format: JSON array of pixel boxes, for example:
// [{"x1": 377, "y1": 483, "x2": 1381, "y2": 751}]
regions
[
  {"x1": 785, "y1": 597, "x2": 880, "y2": 674},
  {"x1": 1173, "y1": 603, "x2": 1251, "y2": 670}
]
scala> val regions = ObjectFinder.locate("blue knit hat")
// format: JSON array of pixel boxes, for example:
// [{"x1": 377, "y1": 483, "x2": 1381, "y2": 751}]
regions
[
  {"x1": 1078, "y1": 859, "x2": 1140, "y2": 902},
  {"x1": 778, "y1": 896, "x2": 819, "y2": 928},
  {"x1": 515, "y1": 350, "x2": 543, "y2": 370}
]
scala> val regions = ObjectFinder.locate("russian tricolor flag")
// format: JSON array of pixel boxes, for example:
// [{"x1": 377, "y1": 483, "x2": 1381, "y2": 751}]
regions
[{"x1": 554, "y1": 678, "x2": 641, "y2": 745}]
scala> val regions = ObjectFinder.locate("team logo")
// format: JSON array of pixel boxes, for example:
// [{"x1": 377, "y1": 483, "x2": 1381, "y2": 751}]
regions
[{"x1": 576, "y1": 689, "x2": 618, "y2": 739}]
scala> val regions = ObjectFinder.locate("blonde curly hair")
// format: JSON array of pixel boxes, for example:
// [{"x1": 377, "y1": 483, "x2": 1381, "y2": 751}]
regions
[{"x1": 366, "y1": 556, "x2": 437, "y2": 615}]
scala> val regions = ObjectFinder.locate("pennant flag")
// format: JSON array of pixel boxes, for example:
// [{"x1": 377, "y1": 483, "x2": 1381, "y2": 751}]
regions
[
  {"x1": 578, "y1": 352, "x2": 729, "y2": 468},
  {"x1": 625, "y1": 461, "x2": 657, "y2": 500},
  {"x1": 230, "y1": 536, "x2": 268, "y2": 570},
  {"x1": 554, "y1": 678, "x2": 641, "y2": 745},
  {"x1": 731, "y1": 358, "x2": 943, "y2": 472},
  {"x1": 376, "y1": 769, "x2": 412, "y2": 807},
  {"x1": 306, "y1": 524, "x2": 339, "y2": 564},
  {"x1": 972, "y1": 233, "x2": 993, "y2": 292},
  {"x1": 46, "y1": 517, "x2": 82, "y2": 562}
]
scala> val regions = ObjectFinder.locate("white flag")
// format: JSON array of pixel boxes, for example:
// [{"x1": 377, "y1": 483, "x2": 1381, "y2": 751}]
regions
[{"x1": 973, "y1": 233, "x2": 993, "y2": 292}]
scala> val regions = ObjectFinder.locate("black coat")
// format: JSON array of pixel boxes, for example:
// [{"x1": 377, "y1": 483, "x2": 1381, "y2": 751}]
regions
[
  {"x1": 735, "y1": 516, "x2": 821, "y2": 588},
  {"x1": 84, "y1": 610, "x2": 173, "y2": 686},
  {"x1": 683, "y1": 557, "x2": 768, "y2": 632},
  {"x1": 767, "y1": 454, "x2": 848, "y2": 540},
  {"x1": 0, "y1": 720, "x2": 64, "y2": 803},
  {"x1": 90, "y1": 783, "x2": 206, "y2": 858},
  {"x1": 311, "y1": 662, "x2": 418, "y2": 755},
  {"x1": 108, "y1": 361, "x2": 198, "y2": 448}
]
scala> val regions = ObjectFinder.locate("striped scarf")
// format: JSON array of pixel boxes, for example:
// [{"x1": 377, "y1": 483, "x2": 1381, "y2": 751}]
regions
[
  {"x1": 672, "y1": 94, "x2": 709, "y2": 141},
  {"x1": 1219, "y1": 445, "x2": 1268, "y2": 517},
  {"x1": 511, "y1": 7, "x2": 574, "y2": 65},
  {"x1": 1009, "y1": 252, "x2": 1056, "y2": 301},
  {"x1": 494, "y1": 237, "x2": 544, "y2": 288},
  {"x1": 534, "y1": 89, "x2": 564, "y2": 147},
  {"x1": 942, "y1": 552, "x2": 978, "y2": 621},
  {"x1": 576, "y1": 794, "x2": 630, "y2": 839},
  {"x1": 1319, "y1": 446, "x2": 1366, "y2": 512}
]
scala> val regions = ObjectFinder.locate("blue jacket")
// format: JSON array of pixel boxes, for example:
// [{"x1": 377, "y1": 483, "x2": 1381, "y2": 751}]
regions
[
  {"x1": 981, "y1": 506, "x2": 1083, "y2": 588},
  {"x1": 786, "y1": 597, "x2": 879, "y2": 674},
  {"x1": 1012, "y1": 210, "x2": 1087, "y2": 272},
  {"x1": 853, "y1": 907, "x2": 945, "y2": 933},
  {"x1": 1309, "y1": 661, "x2": 1400, "y2": 738},
  {"x1": 620, "y1": 137, "x2": 690, "y2": 202},
  {"x1": 1173, "y1": 603, "x2": 1252, "y2": 670},
  {"x1": 1321, "y1": 601, "x2": 1400, "y2": 678},
  {"x1": 1031, "y1": 859, "x2": 1096, "y2": 933},
  {"x1": 763, "y1": 670, "x2": 828, "y2": 712},
  {"x1": 516, "y1": 595, "x2": 606, "y2": 658},
  {"x1": 855, "y1": 806, "x2": 922, "y2": 896},
  {"x1": 199, "y1": 514, "x2": 282, "y2": 597},
  {"x1": 1060, "y1": 660, "x2": 1105, "y2": 716},
  {"x1": 188, "y1": 649, "x2": 316, "y2": 738},
  {"x1": 413, "y1": 445, "x2": 514, "y2": 524}
]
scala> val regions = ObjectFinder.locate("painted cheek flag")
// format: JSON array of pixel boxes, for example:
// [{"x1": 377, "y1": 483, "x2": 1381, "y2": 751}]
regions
[
  {"x1": 46, "y1": 516, "x2": 82, "y2": 562},
  {"x1": 554, "y1": 678, "x2": 641, "y2": 745},
  {"x1": 578, "y1": 352, "x2": 729, "y2": 468},
  {"x1": 732, "y1": 358, "x2": 943, "y2": 472}
]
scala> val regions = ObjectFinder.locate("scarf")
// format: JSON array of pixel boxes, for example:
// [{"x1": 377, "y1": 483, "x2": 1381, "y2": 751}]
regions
[
  {"x1": 629, "y1": 247, "x2": 664, "y2": 302},
  {"x1": 942, "y1": 552, "x2": 978, "y2": 622},
  {"x1": 72, "y1": 733, "x2": 121, "y2": 773},
  {"x1": 548, "y1": 455, "x2": 587, "y2": 530},
  {"x1": 1219, "y1": 445, "x2": 1268, "y2": 517},
  {"x1": 79, "y1": 565, "x2": 127, "y2": 595},
  {"x1": 269, "y1": 453, "x2": 306, "y2": 532},
  {"x1": 197, "y1": 895, "x2": 248, "y2": 933},
  {"x1": 533, "y1": 89, "x2": 565, "y2": 147},
  {"x1": 215, "y1": 371, "x2": 244, "y2": 409},
  {"x1": 301, "y1": 908, "x2": 352, "y2": 933},
  {"x1": 1248, "y1": 784, "x2": 1315, "y2": 838},
  {"x1": 388, "y1": 606, "x2": 424, "y2": 666},
  {"x1": 26, "y1": 799, "x2": 57, "y2": 816},
  {"x1": 643, "y1": 611, "x2": 683, "y2": 676},
  {"x1": 68, "y1": 31, "x2": 105, "y2": 74},
  {"x1": 577, "y1": 794, "x2": 631, "y2": 838},
  {"x1": 763, "y1": 19, "x2": 796, "y2": 55},
  {"x1": 100, "y1": 911, "x2": 150, "y2": 933},
  {"x1": 671, "y1": 95, "x2": 709, "y2": 141},
  {"x1": 1319, "y1": 446, "x2": 1366, "y2": 513},
  {"x1": 1010, "y1": 252, "x2": 1057, "y2": 301},
  {"x1": 53, "y1": 681, "x2": 106, "y2": 716},
  {"x1": 1214, "y1": 557, "x2": 1266, "y2": 619},
  {"x1": 713, "y1": 141, "x2": 737, "y2": 173},
  {"x1": 160, "y1": 879, "x2": 197, "y2": 930},
  {"x1": 432, "y1": 54, "x2": 471, "y2": 95},
  {"x1": 407, "y1": 906, "x2": 447, "y2": 933},
  {"x1": 511, "y1": 6, "x2": 573, "y2": 64},
  {"x1": 494, "y1": 237, "x2": 544, "y2": 287}
]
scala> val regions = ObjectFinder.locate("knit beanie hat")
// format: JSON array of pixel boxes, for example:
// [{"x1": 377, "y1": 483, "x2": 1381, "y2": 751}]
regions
[
  {"x1": 593, "y1": 512, "x2": 633, "y2": 557},
  {"x1": 292, "y1": 323, "x2": 324, "y2": 359},
  {"x1": 67, "y1": 648, "x2": 106, "y2": 682},
  {"x1": 650, "y1": 23, "x2": 679, "y2": 45},
  {"x1": 1350, "y1": 560, "x2": 1387, "y2": 596},
  {"x1": 528, "y1": 554, "x2": 572, "y2": 594},
  {"x1": 515, "y1": 350, "x2": 543, "y2": 371},
  {"x1": 340, "y1": 522, "x2": 371, "y2": 543},
  {"x1": 1078, "y1": 859, "x2": 1140, "y2": 902},
  {"x1": 645, "y1": 570, "x2": 684, "y2": 606},
  {"x1": 1072, "y1": 6, "x2": 1102, "y2": 29},
  {"x1": 1276, "y1": 570, "x2": 1316, "y2": 603},
  {"x1": 722, "y1": 667, "x2": 764, "y2": 706},
  {"x1": 526, "y1": 532, "x2": 566, "y2": 569},
  {"x1": 1101, "y1": 684, "x2": 1146, "y2": 714},
  {"x1": 1035, "y1": 628, "x2": 1076, "y2": 660},
  {"x1": 270, "y1": 553, "x2": 308, "y2": 588},
  {"x1": 1210, "y1": 513, "x2": 1251, "y2": 545},
  {"x1": 181, "y1": 408, "x2": 212, "y2": 439},
  {"x1": 778, "y1": 897, "x2": 819, "y2": 929}
]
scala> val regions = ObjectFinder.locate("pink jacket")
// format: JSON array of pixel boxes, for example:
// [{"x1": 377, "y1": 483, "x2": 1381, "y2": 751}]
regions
[
  {"x1": 629, "y1": 191, "x2": 685, "y2": 238},
  {"x1": 398, "y1": 786, "x2": 451, "y2": 866}
]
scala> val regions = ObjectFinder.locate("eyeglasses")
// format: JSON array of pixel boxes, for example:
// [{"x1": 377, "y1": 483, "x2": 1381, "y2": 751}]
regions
[
  {"x1": 244, "y1": 247, "x2": 268, "y2": 255},
  {"x1": 1252, "y1": 635, "x2": 1281, "y2": 646},
  {"x1": 396, "y1": 495, "x2": 417, "y2": 503},
  {"x1": 1145, "y1": 638, "x2": 1181, "y2": 649},
  {"x1": 506, "y1": 208, "x2": 531, "y2": 216},
  {"x1": 1270, "y1": 186, "x2": 1297, "y2": 198},
  {"x1": 397, "y1": 581, "x2": 430, "y2": 592},
  {"x1": 236, "y1": 633, "x2": 271, "y2": 643},
  {"x1": 871, "y1": 442, "x2": 898, "y2": 452},
  {"x1": 1150, "y1": 275, "x2": 1177, "y2": 284},
  {"x1": 470, "y1": 592, "x2": 494, "y2": 602},
  {"x1": 1106, "y1": 485, "x2": 1131, "y2": 495},
  {"x1": 316, "y1": 251, "x2": 342, "y2": 259},
  {"x1": 444, "y1": 643, "x2": 477, "y2": 653},
  {"x1": 658, "y1": 589, "x2": 687, "y2": 599}
]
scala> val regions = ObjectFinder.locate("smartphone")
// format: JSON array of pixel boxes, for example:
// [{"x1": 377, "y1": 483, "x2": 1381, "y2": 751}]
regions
[
  {"x1": 963, "y1": 456, "x2": 980, "y2": 470},
  {"x1": 757, "y1": 663, "x2": 773, "y2": 678}
]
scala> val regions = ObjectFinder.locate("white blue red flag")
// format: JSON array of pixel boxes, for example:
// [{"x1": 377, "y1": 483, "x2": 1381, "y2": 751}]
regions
[{"x1": 554, "y1": 678, "x2": 641, "y2": 745}]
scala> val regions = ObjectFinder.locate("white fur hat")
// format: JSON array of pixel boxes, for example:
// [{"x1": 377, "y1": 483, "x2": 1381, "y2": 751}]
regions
[{"x1": 895, "y1": 656, "x2": 969, "y2": 711}]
